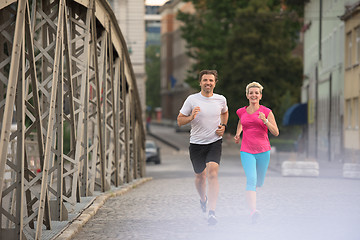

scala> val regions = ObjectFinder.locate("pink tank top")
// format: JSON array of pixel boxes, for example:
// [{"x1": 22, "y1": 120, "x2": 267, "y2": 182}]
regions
[{"x1": 236, "y1": 105, "x2": 271, "y2": 154}]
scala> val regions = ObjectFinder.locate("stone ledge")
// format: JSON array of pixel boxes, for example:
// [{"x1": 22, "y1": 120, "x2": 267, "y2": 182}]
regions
[
  {"x1": 281, "y1": 161, "x2": 319, "y2": 177},
  {"x1": 52, "y1": 177, "x2": 152, "y2": 240},
  {"x1": 343, "y1": 163, "x2": 360, "y2": 179}
]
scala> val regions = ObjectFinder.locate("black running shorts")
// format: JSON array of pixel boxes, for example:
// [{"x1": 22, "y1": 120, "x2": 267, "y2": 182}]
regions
[{"x1": 189, "y1": 139, "x2": 222, "y2": 174}]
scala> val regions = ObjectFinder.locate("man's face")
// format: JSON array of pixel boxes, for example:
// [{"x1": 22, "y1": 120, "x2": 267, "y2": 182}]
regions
[{"x1": 200, "y1": 74, "x2": 216, "y2": 94}]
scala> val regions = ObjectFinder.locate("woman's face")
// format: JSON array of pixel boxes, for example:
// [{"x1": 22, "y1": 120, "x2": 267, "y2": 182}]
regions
[{"x1": 246, "y1": 87, "x2": 262, "y2": 104}]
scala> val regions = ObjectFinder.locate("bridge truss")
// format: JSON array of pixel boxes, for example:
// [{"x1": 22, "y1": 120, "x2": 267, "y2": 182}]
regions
[{"x1": 0, "y1": 0, "x2": 145, "y2": 238}]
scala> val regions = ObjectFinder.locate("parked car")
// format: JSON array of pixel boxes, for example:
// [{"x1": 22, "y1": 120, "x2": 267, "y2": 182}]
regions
[{"x1": 145, "y1": 140, "x2": 161, "y2": 164}]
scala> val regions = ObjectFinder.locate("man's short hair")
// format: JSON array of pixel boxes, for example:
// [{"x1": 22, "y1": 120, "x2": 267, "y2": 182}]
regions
[{"x1": 199, "y1": 70, "x2": 218, "y2": 82}]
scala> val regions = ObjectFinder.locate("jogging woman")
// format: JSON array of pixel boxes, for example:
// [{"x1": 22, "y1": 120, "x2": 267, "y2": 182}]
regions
[{"x1": 234, "y1": 82, "x2": 279, "y2": 224}]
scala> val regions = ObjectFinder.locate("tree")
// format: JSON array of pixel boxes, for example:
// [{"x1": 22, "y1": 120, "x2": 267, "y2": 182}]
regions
[
  {"x1": 145, "y1": 45, "x2": 161, "y2": 111},
  {"x1": 177, "y1": 0, "x2": 244, "y2": 87},
  {"x1": 177, "y1": 0, "x2": 303, "y2": 132}
]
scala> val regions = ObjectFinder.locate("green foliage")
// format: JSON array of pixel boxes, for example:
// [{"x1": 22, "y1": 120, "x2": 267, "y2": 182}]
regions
[
  {"x1": 63, "y1": 121, "x2": 71, "y2": 155},
  {"x1": 269, "y1": 137, "x2": 296, "y2": 152},
  {"x1": 145, "y1": 45, "x2": 161, "y2": 110},
  {"x1": 284, "y1": 0, "x2": 307, "y2": 16},
  {"x1": 177, "y1": 0, "x2": 303, "y2": 134}
]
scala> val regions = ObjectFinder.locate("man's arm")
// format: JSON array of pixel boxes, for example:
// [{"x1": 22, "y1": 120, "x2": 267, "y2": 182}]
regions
[
  {"x1": 220, "y1": 110, "x2": 229, "y2": 126},
  {"x1": 177, "y1": 113, "x2": 192, "y2": 126},
  {"x1": 177, "y1": 106, "x2": 200, "y2": 126},
  {"x1": 215, "y1": 111, "x2": 229, "y2": 136}
]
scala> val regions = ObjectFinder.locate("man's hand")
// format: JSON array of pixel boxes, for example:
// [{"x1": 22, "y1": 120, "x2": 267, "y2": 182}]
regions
[
  {"x1": 177, "y1": 106, "x2": 200, "y2": 126},
  {"x1": 215, "y1": 124, "x2": 225, "y2": 136},
  {"x1": 191, "y1": 106, "x2": 200, "y2": 120}
]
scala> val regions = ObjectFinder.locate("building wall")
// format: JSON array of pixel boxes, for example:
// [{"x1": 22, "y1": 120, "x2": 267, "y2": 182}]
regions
[
  {"x1": 302, "y1": 0, "x2": 355, "y2": 161},
  {"x1": 159, "y1": 0, "x2": 195, "y2": 121},
  {"x1": 145, "y1": 5, "x2": 161, "y2": 46},
  {"x1": 110, "y1": 0, "x2": 146, "y2": 121},
  {"x1": 343, "y1": 4, "x2": 360, "y2": 160}
]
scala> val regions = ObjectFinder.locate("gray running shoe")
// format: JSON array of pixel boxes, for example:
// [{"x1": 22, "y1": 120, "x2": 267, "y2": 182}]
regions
[
  {"x1": 200, "y1": 196, "x2": 207, "y2": 213},
  {"x1": 251, "y1": 210, "x2": 261, "y2": 224},
  {"x1": 208, "y1": 210, "x2": 217, "y2": 225}
]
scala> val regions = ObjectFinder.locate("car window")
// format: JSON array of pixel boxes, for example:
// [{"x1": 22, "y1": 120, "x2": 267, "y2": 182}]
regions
[{"x1": 146, "y1": 141, "x2": 156, "y2": 148}]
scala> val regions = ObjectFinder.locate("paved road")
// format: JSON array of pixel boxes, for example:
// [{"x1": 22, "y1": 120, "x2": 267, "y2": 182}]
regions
[{"x1": 71, "y1": 125, "x2": 360, "y2": 240}]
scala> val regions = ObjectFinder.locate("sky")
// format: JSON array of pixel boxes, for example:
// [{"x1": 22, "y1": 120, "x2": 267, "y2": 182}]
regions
[{"x1": 145, "y1": 0, "x2": 168, "y2": 6}]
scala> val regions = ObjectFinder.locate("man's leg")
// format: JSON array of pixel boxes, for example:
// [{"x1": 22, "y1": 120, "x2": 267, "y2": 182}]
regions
[
  {"x1": 195, "y1": 170, "x2": 207, "y2": 203},
  {"x1": 206, "y1": 162, "x2": 219, "y2": 211},
  {"x1": 189, "y1": 143, "x2": 207, "y2": 203}
]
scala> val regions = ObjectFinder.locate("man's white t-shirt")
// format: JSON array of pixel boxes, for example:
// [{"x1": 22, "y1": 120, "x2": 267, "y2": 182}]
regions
[{"x1": 179, "y1": 92, "x2": 228, "y2": 144}]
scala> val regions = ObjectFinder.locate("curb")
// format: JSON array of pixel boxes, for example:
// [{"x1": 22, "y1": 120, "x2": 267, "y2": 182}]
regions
[
  {"x1": 52, "y1": 177, "x2": 153, "y2": 240},
  {"x1": 148, "y1": 131, "x2": 180, "y2": 151},
  {"x1": 281, "y1": 160, "x2": 320, "y2": 177},
  {"x1": 343, "y1": 163, "x2": 360, "y2": 179}
]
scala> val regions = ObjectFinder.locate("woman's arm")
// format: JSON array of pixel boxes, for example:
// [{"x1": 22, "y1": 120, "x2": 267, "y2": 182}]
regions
[
  {"x1": 265, "y1": 111, "x2": 279, "y2": 136},
  {"x1": 234, "y1": 120, "x2": 243, "y2": 144}
]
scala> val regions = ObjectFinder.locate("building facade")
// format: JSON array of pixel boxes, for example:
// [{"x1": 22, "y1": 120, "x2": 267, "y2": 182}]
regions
[
  {"x1": 159, "y1": 0, "x2": 195, "y2": 121},
  {"x1": 146, "y1": 5, "x2": 161, "y2": 47},
  {"x1": 341, "y1": 1, "x2": 360, "y2": 162},
  {"x1": 302, "y1": 0, "x2": 358, "y2": 162},
  {"x1": 109, "y1": 0, "x2": 146, "y2": 120}
]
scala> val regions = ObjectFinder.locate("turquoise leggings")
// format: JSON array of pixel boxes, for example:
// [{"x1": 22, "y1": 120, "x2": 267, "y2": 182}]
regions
[{"x1": 240, "y1": 151, "x2": 270, "y2": 191}]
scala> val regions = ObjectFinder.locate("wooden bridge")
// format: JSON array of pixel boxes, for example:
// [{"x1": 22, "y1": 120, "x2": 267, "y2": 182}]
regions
[{"x1": 0, "y1": 0, "x2": 145, "y2": 238}]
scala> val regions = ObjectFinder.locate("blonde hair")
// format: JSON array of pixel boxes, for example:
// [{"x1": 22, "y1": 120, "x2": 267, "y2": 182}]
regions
[{"x1": 246, "y1": 82, "x2": 263, "y2": 94}]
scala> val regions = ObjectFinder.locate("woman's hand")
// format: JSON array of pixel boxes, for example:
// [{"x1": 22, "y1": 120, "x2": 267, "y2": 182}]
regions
[
  {"x1": 234, "y1": 120, "x2": 242, "y2": 144},
  {"x1": 258, "y1": 112, "x2": 267, "y2": 124},
  {"x1": 234, "y1": 134, "x2": 240, "y2": 144}
]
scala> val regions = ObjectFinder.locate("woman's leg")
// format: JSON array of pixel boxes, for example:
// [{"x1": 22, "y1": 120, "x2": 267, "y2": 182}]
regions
[
  {"x1": 245, "y1": 191, "x2": 256, "y2": 212},
  {"x1": 255, "y1": 151, "x2": 270, "y2": 188},
  {"x1": 240, "y1": 152, "x2": 257, "y2": 212}
]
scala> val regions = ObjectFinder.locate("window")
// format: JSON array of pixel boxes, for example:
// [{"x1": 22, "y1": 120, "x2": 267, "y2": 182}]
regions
[
  {"x1": 347, "y1": 32, "x2": 352, "y2": 68},
  {"x1": 334, "y1": 29, "x2": 338, "y2": 65},
  {"x1": 355, "y1": 98, "x2": 359, "y2": 129},
  {"x1": 346, "y1": 99, "x2": 352, "y2": 128},
  {"x1": 339, "y1": 24, "x2": 344, "y2": 65},
  {"x1": 356, "y1": 27, "x2": 360, "y2": 65}
]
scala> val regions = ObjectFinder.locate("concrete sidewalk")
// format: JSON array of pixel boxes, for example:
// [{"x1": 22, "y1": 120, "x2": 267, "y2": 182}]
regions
[
  {"x1": 52, "y1": 123, "x2": 353, "y2": 240},
  {"x1": 69, "y1": 135, "x2": 360, "y2": 240},
  {"x1": 50, "y1": 179, "x2": 152, "y2": 240}
]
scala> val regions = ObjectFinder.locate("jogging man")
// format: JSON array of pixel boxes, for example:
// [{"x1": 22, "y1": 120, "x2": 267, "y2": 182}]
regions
[{"x1": 177, "y1": 70, "x2": 228, "y2": 225}]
